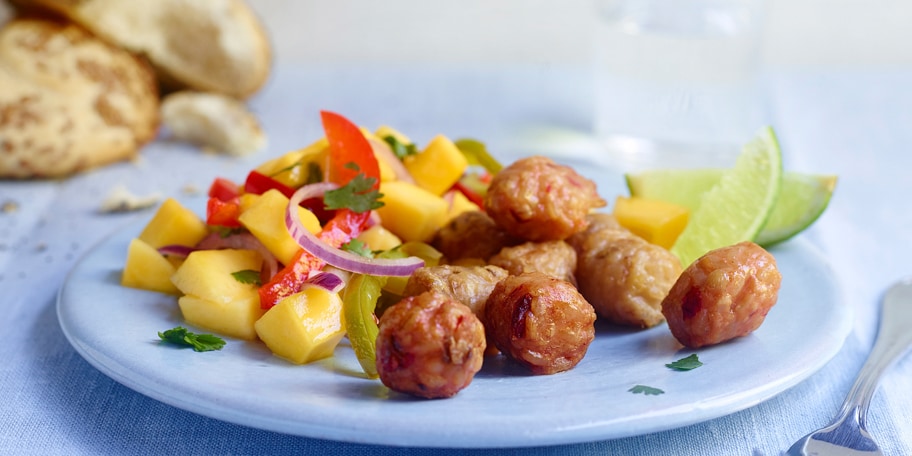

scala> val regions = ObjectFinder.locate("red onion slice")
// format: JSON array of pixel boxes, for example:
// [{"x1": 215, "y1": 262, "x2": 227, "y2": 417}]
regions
[
  {"x1": 305, "y1": 271, "x2": 345, "y2": 293},
  {"x1": 286, "y1": 183, "x2": 424, "y2": 276},
  {"x1": 157, "y1": 244, "x2": 196, "y2": 258},
  {"x1": 368, "y1": 137, "x2": 416, "y2": 184}
]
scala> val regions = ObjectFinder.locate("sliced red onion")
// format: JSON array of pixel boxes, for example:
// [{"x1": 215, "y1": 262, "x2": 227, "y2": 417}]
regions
[
  {"x1": 157, "y1": 244, "x2": 196, "y2": 258},
  {"x1": 286, "y1": 183, "x2": 425, "y2": 276},
  {"x1": 195, "y1": 232, "x2": 280, "y2": 280},
  {"x1": 305, "y1": 271, "x2": 345, "y2": 293}
]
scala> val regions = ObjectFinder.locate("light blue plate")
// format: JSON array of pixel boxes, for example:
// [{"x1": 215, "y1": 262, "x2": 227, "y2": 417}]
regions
[{"x1": 58, "y1": 219, "x2": 850, "y2": 448}]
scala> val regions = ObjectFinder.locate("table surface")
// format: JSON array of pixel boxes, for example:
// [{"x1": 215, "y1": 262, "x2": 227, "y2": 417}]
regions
[{"x1": 1, "y1": 63, "x2": 911, "y2": 455}]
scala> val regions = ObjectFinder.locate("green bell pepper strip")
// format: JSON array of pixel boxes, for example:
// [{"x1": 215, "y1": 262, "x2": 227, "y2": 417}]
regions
[
  {"x1": 454, "y1": 138, "x2": 503, "y2": 175},
  {"x1": 342, "y1": 273, "x2": 385, "y2": 379}
]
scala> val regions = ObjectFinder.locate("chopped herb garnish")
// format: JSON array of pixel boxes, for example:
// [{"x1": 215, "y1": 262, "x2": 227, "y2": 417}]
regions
[
  {"x1": 323, "y1": 172, "x2": 384, "y2": 213},
  {"x1": 158, "y1": 326, "x2": 226, "y2": 352},
  {"x1": 214, "y1": 226, "x2": 245, "y2": 238},
  {"x1": 666, "y1": 353, "x2": 703, "y2": 371},
  {"x1": 231, "y1": 269, "x2": 262, "y2": 286},
  {"x1": 382, "y1": 135, "x2": 418, "y2": 160},
  {"x1": 342, "y1": 239, "x2": 373, "y2": 258},
  {"x1": 629, "y1": 385, "x2": 664, "y2": 395}
]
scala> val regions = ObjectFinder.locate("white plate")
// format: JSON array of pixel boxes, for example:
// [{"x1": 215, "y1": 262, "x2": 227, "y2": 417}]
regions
[{"x1": 57, "y1": 219, "x2": 850, "y2": 448}]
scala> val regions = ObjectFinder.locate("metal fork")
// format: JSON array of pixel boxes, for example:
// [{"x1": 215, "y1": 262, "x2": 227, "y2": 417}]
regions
[{"x1": 787, "y1": 278, "x2": 912, "y2": 455}]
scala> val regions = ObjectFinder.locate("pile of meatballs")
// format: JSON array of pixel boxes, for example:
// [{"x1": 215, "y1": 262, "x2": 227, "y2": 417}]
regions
[{"x1": 375, "y1": 156, "x2": 782, "y2": 399}]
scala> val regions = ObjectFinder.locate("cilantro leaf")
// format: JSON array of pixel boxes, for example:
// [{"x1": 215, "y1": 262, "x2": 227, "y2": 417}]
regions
[
  {"x1": 629, "y1": 385, "x2": 664, "y2": 395},
  {"x1": 342, "y1": 239, "x2": 373, "y2": 258},
  {"x1": 666, "y1": 353, "x2": 703, "y2": 371},
  {"x1": 382, "y1": 135, "x2": 418, "y2": 160},
  {"x1": 231, "y1": 269, "x2": 262, "y2": 286},
  {"x1": 158, "y1": 326, "x2": 226, "y2": 352},
  {"x1": 323, "y1": 173, "x2": 384, "y2": 213}
]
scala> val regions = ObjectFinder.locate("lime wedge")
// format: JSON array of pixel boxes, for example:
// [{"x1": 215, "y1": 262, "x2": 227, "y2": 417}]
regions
[
  {"x1": 668, "y1": 127, "x2": 783, "y2": 267},
  {"x1": 754, "y1": 173, "x2": 837, "y2": 246},
  {"x1": 626, "y1": 169, "x2": 837, "y2": 248}
]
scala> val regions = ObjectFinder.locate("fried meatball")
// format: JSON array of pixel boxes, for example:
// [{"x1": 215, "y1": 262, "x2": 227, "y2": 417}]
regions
[
  {"x1": 489, "y1": 240, "x2": 577, "y2": 284},
  {"x1": 403, "y1": 264, "x2": 509, "y2": 316},
  {"x1": 573, "y1": 229, "x2": 682, "y2": 328},
  {"x1": 375, "y1": 292, "x2": 486, "y2": 399},
  {"x1": 484, "y1": 156, "x2": 606, "y2": 242},
  {"x1": 484, "y1": 272, "x2": 596, "y2": 374},
  {"x1": 431, "y1": 210, "x2": 519, "y2": 262},
  {"x1": 662, "y1": 241, "x2": 781, "y2": 348},
  {"x1": 565, "y1": 212, "x2": 632, "y2": 253}
]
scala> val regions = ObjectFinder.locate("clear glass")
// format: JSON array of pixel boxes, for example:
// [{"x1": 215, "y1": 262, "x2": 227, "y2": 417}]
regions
[{"x1": 592, "y1": 0, "x2": 768, "y2": 170}]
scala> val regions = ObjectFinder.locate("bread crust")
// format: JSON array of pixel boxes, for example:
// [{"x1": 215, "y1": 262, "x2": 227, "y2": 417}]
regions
[
  {"x1": 14, "y1": 0, "x2": 272, "y2": 98},
  {"x1": 0, "y1": 18, "x2": 159, "y2": 178}
]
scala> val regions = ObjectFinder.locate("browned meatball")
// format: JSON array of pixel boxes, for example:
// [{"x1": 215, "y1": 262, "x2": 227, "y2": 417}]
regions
[
  {"x1": 484, "y1": 156, "x2": 606, "y2": 242},
  {"x1": 662, "y1": 241, "x2": 781, "y2": 348},
  {"x1": 484, "y1": 272, "x2": 596, "y2": 374},
  {"x1": 375, "y1": 292, "x2": 486, "y2": 399},
  {"x1": 431, "y1": 210, "x2": 519, "y2": 262},
  {"x1": 565, "y1": 212, "x2": 631, "y2": 253},
  {"x1": 489, "y1": 240, "x2": 577, "y2": 284},
  {"x1": 571, "y1": 224, "x2": 681, "y2": 328},
  {"x1": 403, "y1": 264, "x2": 509, "y2": 316}
]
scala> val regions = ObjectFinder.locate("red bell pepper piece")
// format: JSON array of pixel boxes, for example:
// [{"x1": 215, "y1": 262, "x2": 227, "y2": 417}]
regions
[
  {"x1": 452, "y1": 180, "x2": 486, "y2": 209},
  {"x1": 243, "y1": 171, "x2": 296, "y2": 198},
  {"x1": 208, "y1": 177, "x2": 241, "y2": 202},
  {"x1": 206, "y1": 197, "x2": 242, "y2": 228},
  {"x1": 321, "y1": 110, "x2": 381, "y2": 188}
]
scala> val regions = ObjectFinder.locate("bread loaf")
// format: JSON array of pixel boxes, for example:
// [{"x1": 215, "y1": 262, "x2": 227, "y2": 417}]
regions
[
  {"x1": 161, "y1": 91, "x2": 266, "y2": 156},
  {"x1": 13, "y1": 0, "x2": 272, "y2": 99},
  {"x1": 0, "y1": 18, "x2": 159, "y2": 178}
]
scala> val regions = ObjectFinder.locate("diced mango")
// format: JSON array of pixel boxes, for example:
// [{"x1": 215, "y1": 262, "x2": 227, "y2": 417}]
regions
[
  {"x1": 171, "y1": 249, "x2": 263, "y2": 305},
  {"x1": 238, "y1": 193, "x2": 260, "y2": 212},
  {"x1": 444, "y1": 190, "x2": 481, "y2": 222},
  {"x1": 403, "y1": 135, "x2": 468, "y2": 195},
  {"x1": 254, "y1": 139, "x2": 328, "y2": 188},
  {"x1": 613, "y1": 196, "x2": 689, "y2": 249},
  {"x1": 237, "y1": 189, "x2": 321, "y2": 265},
  {"x1": 376, "y1": 180, "x2": 449, "y2": 242},
  {"x1": 171, "y1": 248, "x2": 265, "y2": 340},
  {"x1": 254, "y1": 286, "x2": 345, "y2": 364},
  {"x1": 356, "y1": 224, "x2": 402, "y2": 251},
  {"x1": 121, "y1": 238, "x2": 180, "y2": 294},
  {"x1": 178, "y1": 294, "x2": 263, "y2": 340},
  {"x1": 138, "y1": 198, "x2": 208, "y2": 249}
]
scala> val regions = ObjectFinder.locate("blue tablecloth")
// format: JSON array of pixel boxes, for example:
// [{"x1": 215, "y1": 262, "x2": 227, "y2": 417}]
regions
[{"x1": 1, "y1": 64, "x2": 910, "y2": 455}]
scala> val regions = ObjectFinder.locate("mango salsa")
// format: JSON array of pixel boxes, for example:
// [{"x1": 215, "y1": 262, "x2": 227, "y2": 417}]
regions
[{"x1": 237, "y1": 189, "x2": 321, "y2": 265}]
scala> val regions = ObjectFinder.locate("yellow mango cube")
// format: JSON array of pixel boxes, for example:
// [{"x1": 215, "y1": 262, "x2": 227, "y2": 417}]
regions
[
  {"x1": 178, "y1": 294, "x2": 263, "y2": 340},
  {"x1": 614, "y1": 196, "x2": 689, "y2": 249},
  {"x1": 171, "y1": 248, "x2": 265, "y2": 340},
  {"x1": 121, "y1": 238, "x2": 180, "y2": 295},
  {"x1": 403, "y1": 135, "x2": 468, "y2": 195},
  {"x1": 255, "y1": 139, "x2": 328, "y2": 188},
  {"x1": 238, "y1": 189, "x2": 321, "y2": 265},
  {"x1": 138, "y1": 198, "x2": 208, "y2": 249},
  {"x1": 356, "y1": 224, "x2": 402, "y2": 251},
  {"x1": 376, "y1": 180, "x2": 449, "y2": 242},
  {"x1": 254, "y1": 286, "x2": 345, "y2": 364},
  {"x1": 171, "y1": 249, "x2": 263, "y2": 304}
]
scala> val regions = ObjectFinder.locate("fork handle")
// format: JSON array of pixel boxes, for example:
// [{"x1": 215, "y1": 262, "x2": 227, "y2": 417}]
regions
[{"x1": 836, "y1": 278, "x2": 912, "y2": 427}]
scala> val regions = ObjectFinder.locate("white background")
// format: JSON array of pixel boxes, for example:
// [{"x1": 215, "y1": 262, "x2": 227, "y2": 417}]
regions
[{"x1": 247, "y1": 0, "x2": 912, "y2": 67}]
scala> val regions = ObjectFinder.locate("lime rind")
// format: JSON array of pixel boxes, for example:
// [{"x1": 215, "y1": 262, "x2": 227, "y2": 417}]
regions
[
  {"x1": 754, "y1": 173, "x2": 837, "y2": 246},
  {"x1": 669, "y1": 126, "x2": 783, "y2": 267}
]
